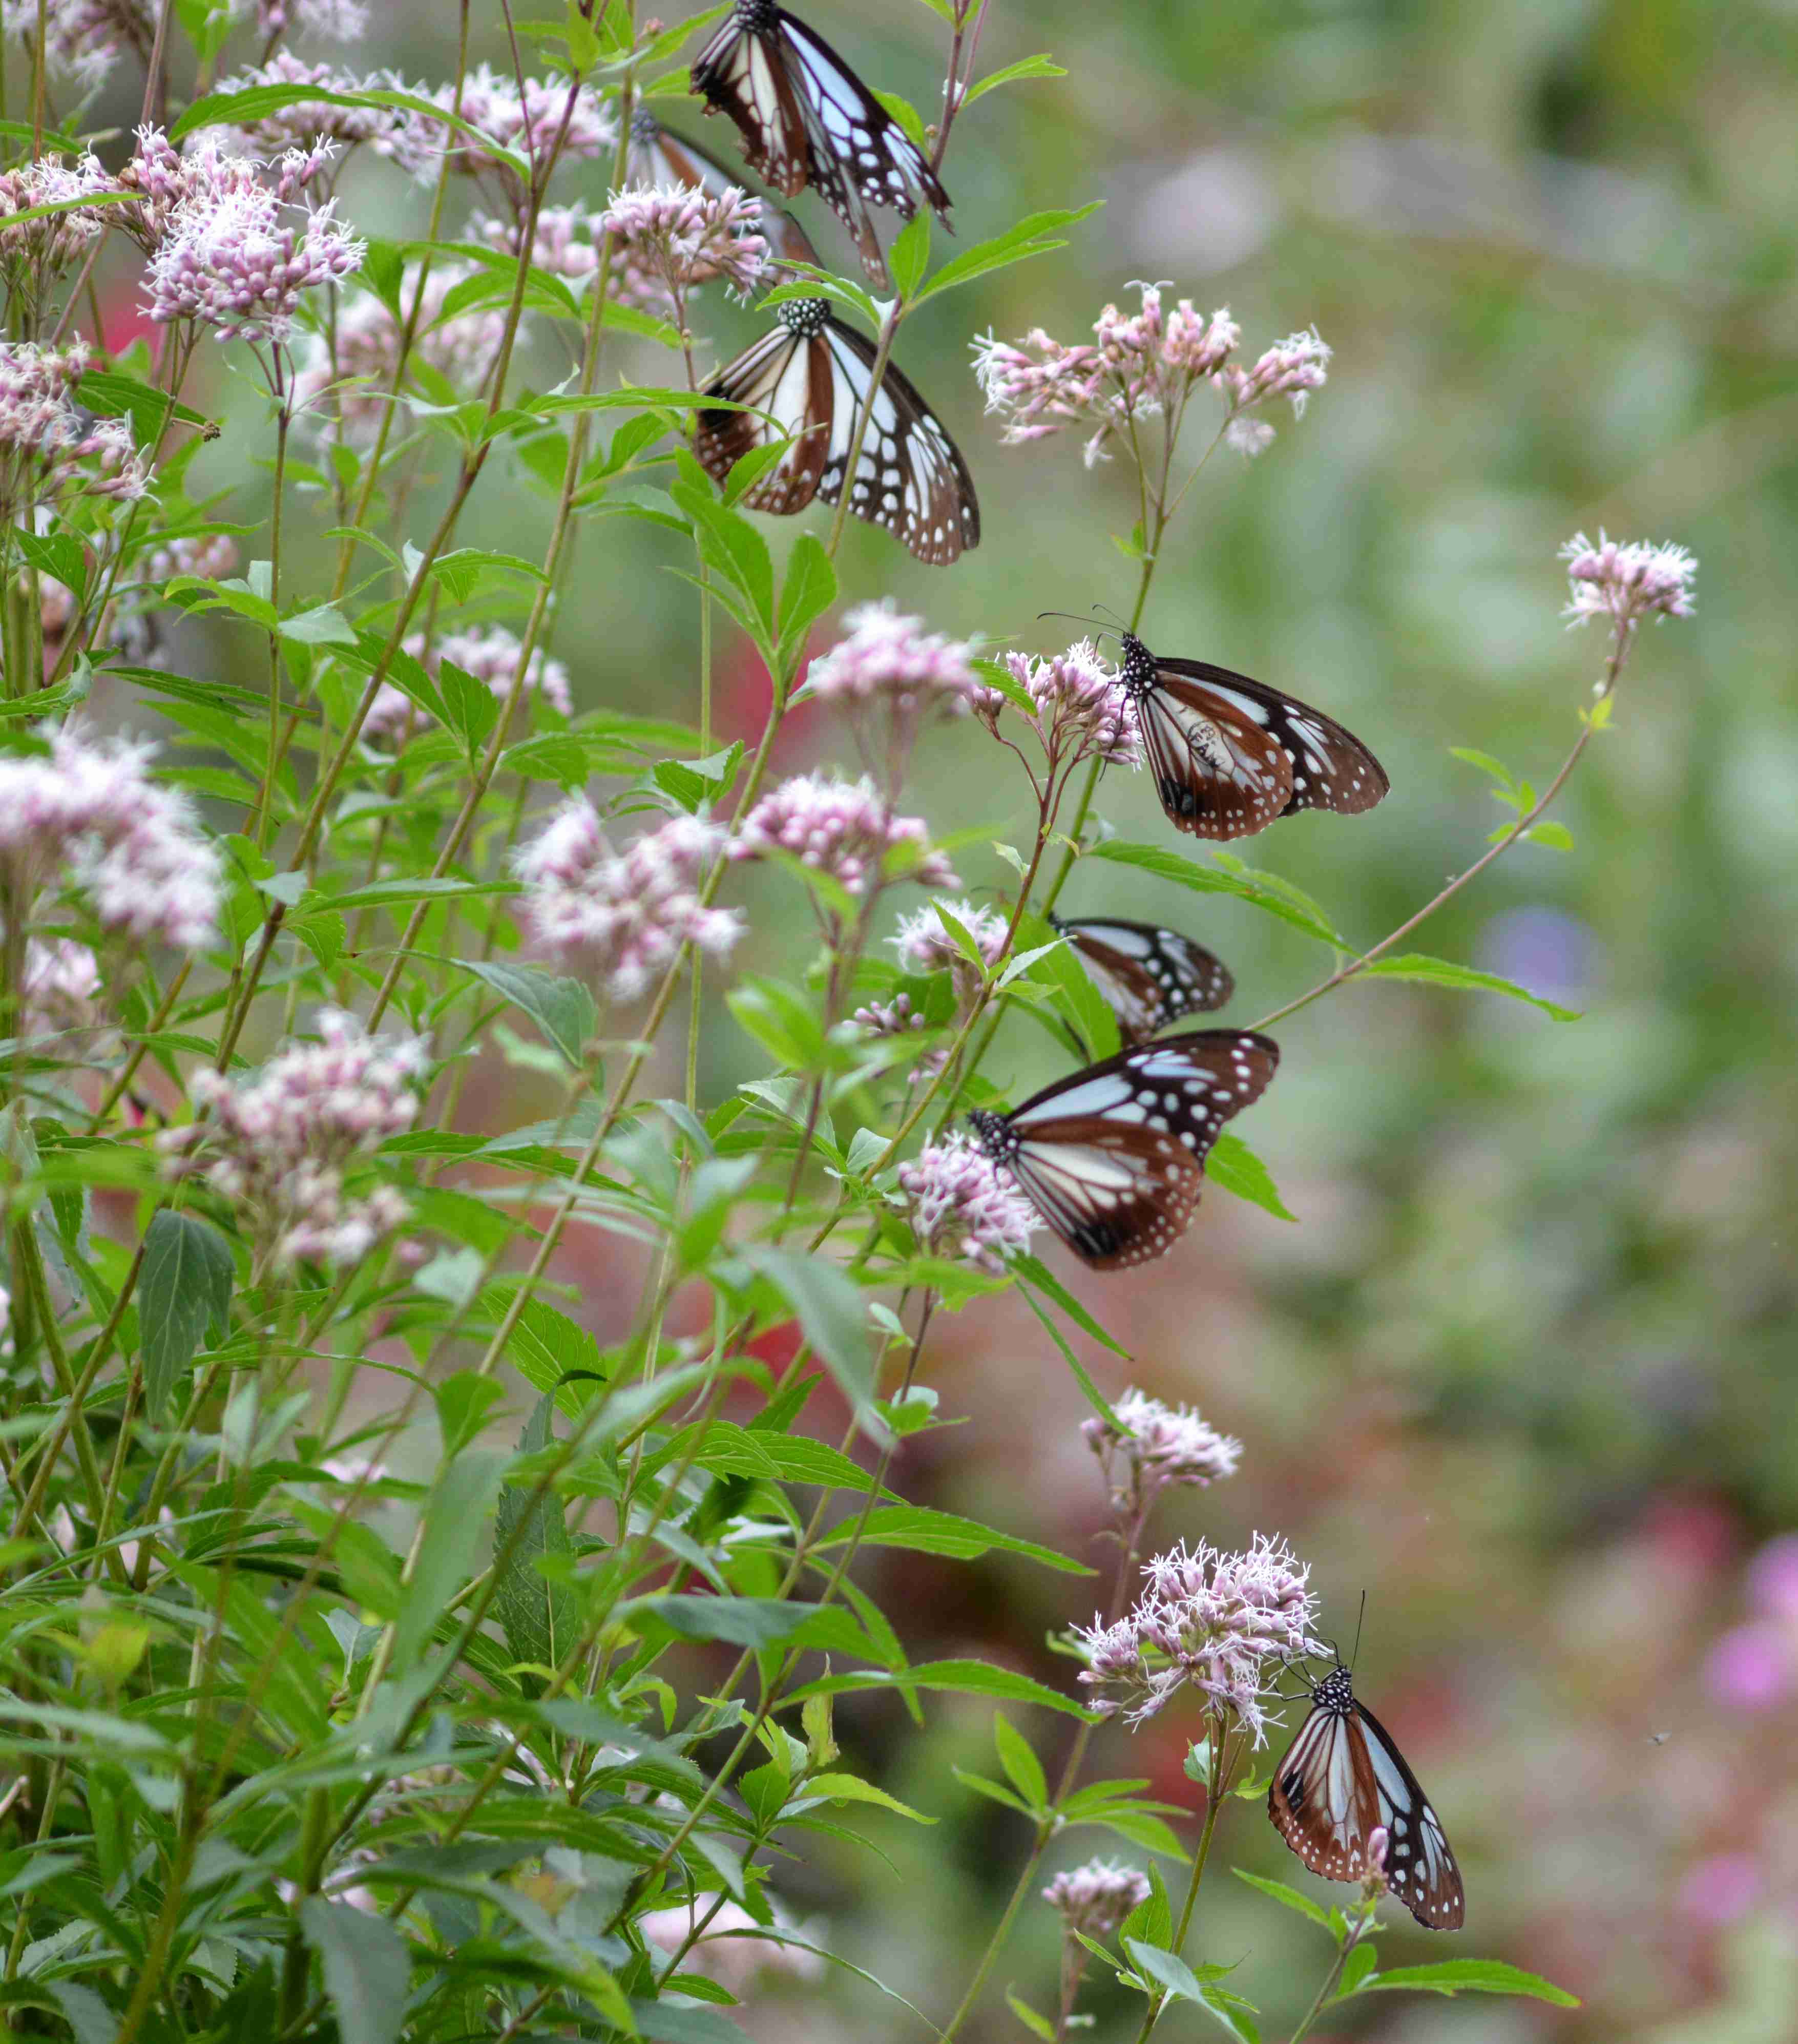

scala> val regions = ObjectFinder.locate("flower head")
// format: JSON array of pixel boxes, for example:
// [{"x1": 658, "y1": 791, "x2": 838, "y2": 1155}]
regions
[
  {"x1": 1073, "y1": 1534, "x2": 1324, "y2": 1742},
  {"x1": 257, "y1": 0, "x2": 368, "y2": 37},
  {"x1": 118, "y1": 127, "x2": 327, "y2": 254},
  {"x1": 294, "y1": 266, "x2": 509, "y2": 439},
  {"x1": 0, "y1": 341, "x2": 151, "y2": 513},
  {"x1": 20, "y1": 938, "x2": 101, "y2": 1041},
  {"x1": 601, "y1": 180, "x2": 768, "y2": 303},
  {"x1": 897, "y1": 1133, "x2": 1035, "y2": 1274},
  {"x1": 1560, "y1": 531, "x2": 1697, "y2": 632},
  {"x1": 1218, "y1": 328, "x2": 1331, "y2": 420},
  {"x1": 361, "y1": 625, "x2": 571, "y2": 742},
  {"x1": 409, "y1": 65, "x2": 613, "y2": 200},
  {"x1": 213, "y1": 54, "x2": 420, "y2": 160},
  {"x1": 639, "y1": 1896, "x2": 824, "y2": 1995},
  {"x1": 160, "y1": 1011, "x2": 426, "y2": 1270},
  {"x1": 1082, "y1": 1387, "x2": 1242, "y2": 1521},
  {"x1": 891, "y1": 896, "x2": 1008, "y2": 1004},
  {"x1": 730, "y1": 773, "x2": 956, "y2": 906},
  {"x1": 146, "y1": 182, "x2": 363, "y2": 344},
  {"x1": 3, "y1": 0, "x2": 154, "y2": 88},
  {"x1": 476, "y1": 203, "x2": 602, "y2": 284},
  {"x1": 0, "y1": 152, "x2": 109, "y2": 297},
  {"x1": 982, "y1": 640, "x2": 1139, "y2": 773},
  {"x1": 515, "y1": 803, "x2": 742, "y2": 1004},
  {"x1": 1041, "y1": 1860, "x2": 1152, "y2": 1939},
  {"x1": 0, "y1": 732, "x2": 220, "y2": 948},
  {"x1": 804, "y1": 602, "x2": 981, "y2": 718}
]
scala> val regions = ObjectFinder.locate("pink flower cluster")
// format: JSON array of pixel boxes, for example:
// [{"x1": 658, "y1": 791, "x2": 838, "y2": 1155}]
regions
[
  {"x1": 515, "y1": 802, "x2": 743, "y2": 1004},
  {"x1": 2, "y1": 0, "x2": 154, "y2": 88},
  {"x1": 20, "y1": 937, "x2": 101, "y2": 1042},
  {"x1": 163, "y1": 1010, "x2": 426, "y2": 1270},
  {"x1": 805, "y1": 602, "x2": 981, "y2": 719},
  {"x1": 1705, "y1": 1535, "x2": 1798, "y2": 1714},
  {"x1": 0, "y1": 731, "x2": 220, "y2": 948},
  {"x1": 1041, "y1": 1860, "x2": 1152, "y2": 1938},
  {"x1": 476, "y1": 204, "x2": 602, "y2": 286},
  {"x1": 413, "y1": 65, "x2": 614, "y2": 200},
  {"x1": 213, "y1": 54, "x2": 422, "y2": 163},
  {"x1": 0, "y1": 152, "x2": 109, "y2": 290},
  {"x1": 257, "y1": 0, "x2": 368, "y2": 38},
  {"x1": 1073, "y1": 1534, "x2": 1324, "y2": 1741},
  {"x1": 119, "y1": 128, "x2": 328, "y2": 255},
  {"x1": 1561, "y1": 531, "x2": 1698, "y2": 633},
  {"x1": 295, "y1": 264, "x2": 510, "y2": 438},
  {"x1": 731, "y1": 773, "x2": 957, "y2": 905},
  {"x1": 1083, "y1": 1387, "x2": 1242, "y2": 1521},
  {"x1": 146, "y1": 181, "x2": 363, "y2": 344},
  {"x1": 974, "y1": 285, "x2": 1328, "y2": 465},
  {"x1": 0, "y1": 341, "x2": 148, "y2": 513},
  {"x1": 852, "y1": 991, "x2": 926, "y2": 1039},
  {"x1": 897, "y1": 1133, "x2": 1036, "y2": 1274},
  {"x1": 638, "y1": 1896, "x2": 824, "y2": 1995},
  {"x1": 361, "y1": 625, "x2": 572, "y2": 743},
  {"x1": 601, "y1": 181, "x2": 768, "y2": 305},
  {"x1": 977, "y1": 639, "x2": 1140, "y2": 773},
  {"x1": 892, "y1": 896, "x2": 1009, "y2": 1005}
]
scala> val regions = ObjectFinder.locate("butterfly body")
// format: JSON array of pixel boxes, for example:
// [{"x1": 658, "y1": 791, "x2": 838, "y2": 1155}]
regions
[
  {"x1": 696, "y1": 299, "x2": 979, "y2": 564},
  {"x1": 689, "y1": 1, "x2": 951, "y2": 286},
  {"x1": 1269, "y1": 1662, "x2": 1465, "y2": 1930},
  {"x1": 1052, "y1": 913, "x2": 1233, "y2": 1044},
  {"x1": 967, "y1": 1031, "x2": 1277, "y2": 1268},
  {"x1": 1116, "y1": 631, "x2": 1388, "y2": 840}
]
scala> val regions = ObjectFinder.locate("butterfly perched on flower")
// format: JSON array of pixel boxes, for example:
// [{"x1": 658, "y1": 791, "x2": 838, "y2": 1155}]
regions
[
  {"x1": 1052, "y1": 913, "x2": 1233, "y2": 1046},
  {"x1": 1114, "y1": 630, "x2": 1388, "y2": 840},
  {"x1": 689, "y1": 0, "x2": 951, "y2": 289},
  {"x1": 1268, "y1": 1660, "x2": 1466, "y2": 1930},
  {"x1": 966, "y1": 1031, "x2": 1277, "y2": 1268},
  {"x1": 626, "y1": 108, "x2": 821, "y2": 274},
  {"x1": 695, "y1": 297, "x2": 980, "y2": 566}
]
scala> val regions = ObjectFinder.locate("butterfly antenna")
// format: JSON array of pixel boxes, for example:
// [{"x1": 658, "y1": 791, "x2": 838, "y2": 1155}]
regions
[
  {"x1": 1349, "y1": 1591, "x2": 1367, "y2": 1673},
  {"x1": 1037, "y1": 609, "x2": 1124, "y2": 645},
  {"x1": 1092, "y1": 600, "x2": 1130, "y2": 631}
]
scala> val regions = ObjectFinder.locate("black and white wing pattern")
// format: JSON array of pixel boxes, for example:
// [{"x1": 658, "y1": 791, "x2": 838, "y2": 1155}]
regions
[
  {"x1": 695, "y1": 299, "x2": 979, "y2": 565},
  {"x1": 1053, "y1": 914, "x2": 1233, "y2": 1045},
  {"x1": 1269, "y1": 1663, "x2": 1466, "y2": 1931},
  {"x1": 626, "y1": 109, "x2": 821, "y2": 273},
  {"x1": 1116, "y1": 632, "x2": 1388, "y2": 841},
  {"x1": 689, "y1": 0, "x2": 951, "y2": 287},
  {"x1": 967, "y1": 1031, "x2": 1277, "y2": 1269}
]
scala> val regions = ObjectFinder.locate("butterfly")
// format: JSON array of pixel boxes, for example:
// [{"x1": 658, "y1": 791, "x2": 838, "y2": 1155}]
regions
[
  {"x1": 1114, "y1": 630, "x2": 1388, "y2": 840},
  {"x1": 1268, "y1": 1661, "x2": 1466, "y2": 1931},
  {"x1": 625, "y1": 108, "x2": 822, "y2": 273},
  {"x1": 695, "y1": 297, "x2": 979, "y2": 566},
  {"x1": 1052, "y1": 913, "x2": 1233, "y2": 1046},
  {"x1": 966, "y1": 1031, "x2": 1277, "y2": 1269},
  {"x1": 689, "y1": 0, "x2": 952, "y2": 289}
]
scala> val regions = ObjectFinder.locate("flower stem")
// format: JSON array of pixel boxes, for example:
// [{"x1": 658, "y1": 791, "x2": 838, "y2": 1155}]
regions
[{"x1": 1286, "y1": 1895, "x2": 1376, "y2": 2044}]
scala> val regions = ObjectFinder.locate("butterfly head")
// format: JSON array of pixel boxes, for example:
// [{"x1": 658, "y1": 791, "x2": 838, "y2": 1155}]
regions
[
  {"x1": 966, "y1": 1109, "x2": 1012, "y2": 1163},
  {"x1": 1118, "y1": 633, "x2": 1158, "y2": 698},
  {"x1": 733, "y1": 0, "x2": 778, "y2": 26},
  {"x1": 777, "y1": 297, "x2": 831, "y2": 338},
  {"x1": 629, "y1": 107, "x2": 661, "y2": 143}
]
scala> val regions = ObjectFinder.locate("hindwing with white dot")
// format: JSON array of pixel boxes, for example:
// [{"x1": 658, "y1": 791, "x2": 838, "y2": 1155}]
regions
[
  {"x1": 1268, "y1": 1664, "x2": 1466, "y2": 1931},
  {"x1": 970, "y1": 1031, "x2": 1278, "y2": 1270},
  {"x1": 1056, "y1": 915, "x2": 1233, "y2": 1044},
  {"x1": 689, "y1": 2, "x2": 952, "y2": 287}
]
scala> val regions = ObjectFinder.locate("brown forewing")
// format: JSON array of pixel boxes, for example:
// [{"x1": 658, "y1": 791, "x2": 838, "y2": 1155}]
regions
[{"x1": 1146, "y1": 672, "x2": 1296, "y2": 839}]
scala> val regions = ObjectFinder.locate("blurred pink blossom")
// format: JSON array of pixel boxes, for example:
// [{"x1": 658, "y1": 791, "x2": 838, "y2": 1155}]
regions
[
  {"x1": 1678, "y1": 1852, "x2": 1763, "y2": 1930},
  {"x1": 1747, "y1": 1535, "x2": 1798, "y2": 1623},
  {"x1": 1704, "y1": 1621, "x2": 1793, "y2": 1712}
]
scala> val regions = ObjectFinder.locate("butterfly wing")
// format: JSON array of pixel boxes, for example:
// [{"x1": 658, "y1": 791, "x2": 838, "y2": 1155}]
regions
[
  {"x1": 1002, "y1": 1032, "x2": 1277, "y2": 1268},
  {"x1": 630, "y1": 113, "x2": 822, "y2": 273},
  {"x1": 695, "y1": 323, "x2": 832, "y2": 513},
  {"x1": 1156, "y1": 657, "x2": 1388, "y2": 826},
  {"x1": 818, "y1": 320, "x2": 979, "y2": 565},
  {"x1": 777, "y1": 13, "x2": 950, "y2": 286},
  {"x1": 1269, "y1": 1694, "x2": 1383, "y2": 1885},
  {"x1": 1059, "y1": 916, "x2": 1233, "y2": 1044},
  {"x1": 690, "y1": 9, "x2": 812, "y2": 194},
  {"x1": 1351, "y1": 1697, "x2": 1466, "y2": 1930}
]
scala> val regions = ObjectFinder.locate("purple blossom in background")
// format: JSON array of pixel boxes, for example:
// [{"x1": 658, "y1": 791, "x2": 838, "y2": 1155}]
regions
[
  {"x1": 361, "y1": 625, "x2": 571, "y2": 743},
  {"x1": 638, "y1": 1897, "x2": 823, "y2": 1994},
  {"x1": 601, "y1": 181, "x2": 768, "y2": 304},
  {"x1": 20, "y1": 938, "x2": 100, "y2": 1041},
  {"x1": 897, "y1": 1134, "x2": 1036, "y2": 1274},
  {"x1": 413, "y1": 65, "x2": 614, "y2": 202},
  {"x1": 1073, "y1": 1533, "x2": 1324, "y2": 1741},
  {"x1": 213, "y1": 54, "x2": 422, "y2": 163},
  {"x1": 0, "y1": 152, "x2": 109, "y2": 296},
  {"x1": 979, "y1": 639, "x2": 1141, "y2": 775},
  {"x1": 805, "y1": 601, "x2": 981, "y2": 715},
  {"x1": 0, "y1": 732, "x2": 220, "y2": 948},
  {"x1": 257, "y1": 0, "x2": 368, "y2": 38},
  {"x1": 515, "y1": 802, "x2": 743, "y2": 1004},
  {"x1": 1083, "y1": 1386, "x2": 1242, "y2": 1522},
  {"x1": 1041, "y1": 1860, "x2": 1152, "y2": 1937},
  {"x1": 852, "y1": 991, "x2": 926, "y2": 1039},
  {"x1": 476, "y1": 204, "x2": 602, "y2": 286},
  {"x1": 1747, "y1": 1534, "x2": 1798, "y2": 1623},
  {"x1": 161, "y1": 1011, "x2": 427, "y2": 1271},
  {"x1": 0, "y1": 341, "x2": 150, "y2": 513},
  {"x1": 295, "y1": 265, "x2": 511, "y2": 438},
  {"x1": 1703, "y1": 1620, "x2": 1792, "y2": 1713},
  {"x1": 731, "y1": 772, "x2": 957, "y2": 906},
  {"x1": 2, "y1": 0, "x2": 154, "y2": 89},
  {"x1": 1476, "y1": 906, "x2": 1598, "y2": 1009},
  {"x1": 1677, "y1": 1852, "x2": 1764, "y2": 1931},
  {"x1": 892, "y1": 896, "x2": 1009, "y2": 1005}
]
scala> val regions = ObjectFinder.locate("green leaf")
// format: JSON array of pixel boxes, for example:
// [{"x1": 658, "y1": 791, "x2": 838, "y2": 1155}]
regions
[
  {"x1": 278, "y1": 602, "x2": 358, "y2": 648},
  {"x1": 494, "y1": 1395, "x2": 579, "y2": 1694},
  {"x1": 456, "y1": 959, "x2": 597, "y2": 1070},
  {"x1": 1086, "y1": 841, "x2": 1343, "y2": 948},
  {"x1": 1125, "y1": 1942, "x2": 1260, "y2": 2042},
  {"x1": 1206, "y1": 1133, "x2": 1296, "y2": 1222},
  {"x1": 394, "y1": 1451, "x2": 506, "y2": 1670},
  {"x1": 798, "y1": 1772, "x2": 936, "y2": 1823},
  {"x1": 962, "y1": 53, "x2": 1068, "y2": 105},
  {"x1": 299, "y1": 1897, "x2": 412, "y2": 2044},
  {"x1": 889, "y1": 209, "x2": 932, "y2": 300},
  {"x1": 740, "y1": 1246, "x2": 879, "y2": 1435},
  {"x1": 137, "y1": 1210, "x2": 234, "y2": 1422},
  {"x1": 1006, "y1": 1989, "x2": 1058, "y2": 2042},
  {"x1": 1360, "y1": 953, "x2": 1579, "y2": 1021},
  {"x1": 1229, "y1": 1869, "x2": 1333, "y2": 1929},
  {"x1": 789, "y1": 1657, "x2": 1090, "y2": 1719},
  {"x1": 635, "y1": 1594, "x2": 869, "y2": 1658},
  {"x1": 778, "y1": 533, "x2": 838, "y2": 671},
  {"x1": 812, "y1": 1504, "x2": 1088, "y2": 1574},
  {"x1": 1360, "y1": 1959, "x2": 1578, "y2": 2006},
  {"x1": 1119, "y1": 1865, "x2": 1173, "y2": 1952},
  {"x1": 993, "y1": 1712, "x2": 1048, "y2": 1809},
  {"x1": 1013, "y1": 1278, "x2": 1128, "y2": 1433},
  {"x1": 436, "y1": 656, "x2": 501, "y2": 758},
  {"x1": 916, "y1": 203, "x2": 1103, "y2": 302}
]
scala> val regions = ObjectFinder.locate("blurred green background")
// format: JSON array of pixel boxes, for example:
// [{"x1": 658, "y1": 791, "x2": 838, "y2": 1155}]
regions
[{"x1": 96, "y1": 0, "x2": 1798, "y2": 2036}]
